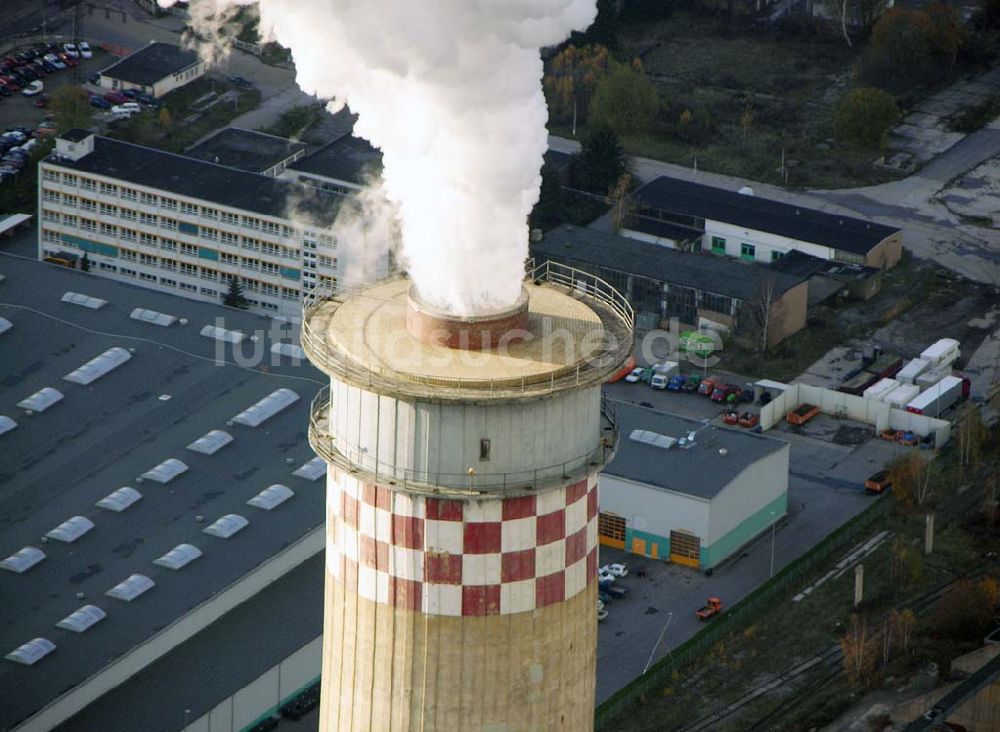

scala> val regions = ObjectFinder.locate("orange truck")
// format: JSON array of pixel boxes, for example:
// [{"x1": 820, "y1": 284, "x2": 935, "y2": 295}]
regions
[
  {"x1": 695, "y1": 597, "x2": 723, "y2": 621},
  {"x1": 786, "y1": 403, "x2": 820, "y2": 426}
]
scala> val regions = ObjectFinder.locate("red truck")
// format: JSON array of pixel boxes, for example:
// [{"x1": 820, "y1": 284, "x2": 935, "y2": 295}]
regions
[{"x1": 695, "y1": 597, "x2": 723, "y2": 621}]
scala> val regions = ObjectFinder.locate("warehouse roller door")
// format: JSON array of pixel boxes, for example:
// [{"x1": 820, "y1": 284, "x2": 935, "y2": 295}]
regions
[
  {"x1": 670, "y1": 530, "x2": 700, "y2": 568},
  {"x1": 598, "y1": 512, "x2": 626, "y2": 550}
]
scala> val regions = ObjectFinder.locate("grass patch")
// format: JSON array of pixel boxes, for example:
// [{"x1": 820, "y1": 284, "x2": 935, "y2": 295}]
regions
[{"x1": 259, "y1": 104, "x2": 322, "y2": 140}]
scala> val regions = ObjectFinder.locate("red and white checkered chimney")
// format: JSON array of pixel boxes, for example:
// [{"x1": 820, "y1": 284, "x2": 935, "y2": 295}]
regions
[{"x1": 302, "y1": 269, "x2": 632, "y2": 731}]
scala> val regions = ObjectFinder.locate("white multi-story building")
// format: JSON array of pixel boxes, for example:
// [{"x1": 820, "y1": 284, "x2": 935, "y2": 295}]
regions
[{"x1": 38, "y1": 130, "x2": 346, "y2": 316}]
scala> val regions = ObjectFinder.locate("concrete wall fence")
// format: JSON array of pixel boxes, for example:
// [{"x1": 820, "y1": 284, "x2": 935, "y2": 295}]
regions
[
  {"x1": 759, "y1": 382, "x2": 951, "y2": 447},
  {"x1": 182, "y1": 637, "x2": 322, "y2": 732}
]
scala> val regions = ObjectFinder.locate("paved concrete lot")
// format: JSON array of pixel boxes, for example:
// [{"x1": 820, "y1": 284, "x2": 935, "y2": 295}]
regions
[
  {"x1": 0, "y1": 54, "x2": 109, "y2": 130},
  {"x1": 597, "y1": 371, "x2": 897, "y2": 702}
]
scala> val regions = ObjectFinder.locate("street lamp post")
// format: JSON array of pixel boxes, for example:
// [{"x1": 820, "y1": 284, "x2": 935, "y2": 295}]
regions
[
  {"x1": 643, "y1": 610, "x2": 673, "y2": 675},
  {"x1": 769, "y1": 511, "x2": 777, "y2": 578}
]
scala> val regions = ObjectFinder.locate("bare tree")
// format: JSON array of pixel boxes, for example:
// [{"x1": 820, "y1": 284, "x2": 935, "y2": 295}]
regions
[
  {"x1": 891, "y1": 608, "x2": 916, "y2": 654},
  {"x1": 887, "y1": 452, "x2": 935, "y2": 507},
  {"x1": 841, "y1": 616, "x2": 877, "y2": 688},
  {"x1": 741, "y1": 277, "x2": 782, "y2": 354},
  {"x1": 608, "y1": 172, "x2": 634, "y2": 233}
]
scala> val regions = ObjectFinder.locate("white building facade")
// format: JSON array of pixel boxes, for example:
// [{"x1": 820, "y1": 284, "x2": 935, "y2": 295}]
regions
[{"x1": 37, "y1": 132, "x2": 342, "y2": 317}]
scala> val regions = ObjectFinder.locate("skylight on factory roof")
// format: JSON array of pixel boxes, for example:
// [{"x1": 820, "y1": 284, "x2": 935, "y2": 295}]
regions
[
  {"x1": 16, "y1": 387, "x2": 64, "y2": 413},
  {"x1": 95, "y1": 486, "x2": 142, "y2": 512},
  {"x1": 0, "y1": 316, "x2": 11, "y2": 335},
  {"x1": 153, "y1": 543, "x2": 202, "y2": 570},
  {"x1": 45, "y1": 516, "x2": 95, "y2": 543},
  {"x1": 106, "y1": 574, "x2": 155, "y2": 602},
  {"x1": 0, "y1": 416, "x2": 17, "y2": 436},
  {"x1": 63, "y1": 347, "x2": 132, "y2": 385},
  {"x1": 186, "y1": 429, "x2": 233, "y2": 455},
  {"x1": 270, "y1": 342, "x2": 305, "y2": 361},
  {"x1": 56, "y1": 605, "x2": 106, "y2": 633},
  {"x1": 231, "y1": 388, "x2": 299, "y2": 427},
  {"x1": 139, "y1": 458, "x2": 188, "y2": 483},
  {"x1": 247, "y1": 484, "x2": 295, "y2": 511},
  {"x1": 130, "y1": 308, "x2": 177, "y2": 327},
  {"x1": 200, "y1": 324, "x2": 246, "y2": 343},
  {"x1": 61, "y1": 291, "x2": 107, "y2": 309},
  {"x1": 629, "y1": 429, "x2": 678, "y2": 450},
  {"x1": 203, "y1": 514, "x2": 249, "y2": 539},
  {"x1": 0, "y1": 546, "x2": 45, "y2": 574},
  {"x1": 5, "y1": 638, "x2": 56, "y2": 666},
  {"x1": 292, "y1": 457, "x2": 325, "y2": 481}
]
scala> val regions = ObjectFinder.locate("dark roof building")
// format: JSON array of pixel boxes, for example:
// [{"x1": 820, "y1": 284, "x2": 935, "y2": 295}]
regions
[
  {"x1": 285, "y1": 133, "x2": 382, "y2": 193},
  {"x1": 623, "y1": 175, "x2": 902, "y2": 269},
  {"x1": 532, "y1": 224, "x2": 809, "y2": 345},
  {"x1": 184, "y1": 128, "x2": 307, "y2": 177},
  {"x1": 98, "y1": 42, "x2": 204, "y2": 98}
]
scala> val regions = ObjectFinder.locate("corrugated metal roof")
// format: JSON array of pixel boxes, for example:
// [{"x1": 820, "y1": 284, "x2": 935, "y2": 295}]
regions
[
  {"x1": 105, "y1": 574, "x2": 155, "y2": 602},
  {"x1": 0, "y1": 546, "x2": 46, "y2": 574},
  {"x1": 130, "y1": 308, "x2": 177, "y2": 327},
  {"x1": 56, "y1": 605, "x2": 106, "y2": 633},
  {"x1": 95, "y1": 486, "x2": 142, "y2": 512},
  {"x1": 61, "y1": 292, "x2": 107, "y2": 309},
  {"x1": 16, "y1": 387, "x2": 64, "y2": 413},
  {"x1": 199, "y1": 325, "x2": 246, "y2": 344},
  {"x1": 139, "y1": 458, "x2": 188, "y2": 484},
  {"x1": 247, "y1": 484, "x2": 294, "y2": 511},
  {"x1": 153, "y1": 543, "x2": 202, "y2": 570},
  {"x1": 5, "y1": 638, "x2": 56, "y2": 666},
  {"x1": 0, "y1": 415, "x2": 17, "y2": 436},
  {"x1": 63, "y1": 347, "x2": 132, "y2": 385},
  {"x1": 186, "y1": 429, "x2": 233, "y2": 456},
  {"x1": 203, "y1": 514, "x2": 248, "y2": 539},
  {"x1": 232, "y1": 388, "x2": 299, "y2": 427},
  {"x1": 45, "y1": 516, "x2": 95, "y2": 543},
  {"x1": 291, "y1": 457, "x2": 325, "y2": 481}
]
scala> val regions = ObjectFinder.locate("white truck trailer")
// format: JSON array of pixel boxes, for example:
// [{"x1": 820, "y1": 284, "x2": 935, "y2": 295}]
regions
[
  {"x1": 896, "y1": 358, "x2": 930, "y2": 385},
  {"x1": 905, "y1": 375, "x2": 965, "y2": 416},
  {"x1": 920, "y1": 338, "x2": 960, "y2": 369},
  {"x1": 863, "y1": 378, "x2": 899, "y2": 401}
]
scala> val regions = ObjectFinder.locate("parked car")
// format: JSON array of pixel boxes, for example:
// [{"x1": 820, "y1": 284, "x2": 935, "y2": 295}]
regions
[
  {"x1": 695, "y1": 596, "x2": 723, "y2": 621},
  {"x1": 122, "y1": 88, "x2": 139, "y2": 99},
  {"x1": 710, "y1": 384, "x2": 742, "y2": 403},
  {"x1": 2, "y1": 76, "x2": 22, "y2": 92},
  {"x1": 60, "y1": 53, "x2": 79, "y2": 67},
  {"x1": 90, "y1": 95, "x2": 111, "y2": 109},
  {"x1": 34, "y1": 94, "x2": 48, "y2": 108},
  {"x1": 2, "y1": 130, "x2": 27, "y2": 144},
  {"x1": 597, "y1": 605, "x2": 608, "y2": 622},
  {"x1": 682, "y1": 375, "x2": 701, "y2": 392},
  {"x1": 624, "y1": 367, "x2": 645, "y2": 384},
  {"x1": 135, "y1": 92, "x2": 160, "y2": 107},
  {"x1": 650, "y1": 373, "x2": 669, "y2": 390},
  {"x1": 0, "y1": 84, "x2": 10, "y2": 97},
  {"x1": 666, "y1": 374, "x2": 686, "y2": 392},
  {"x1": 697, "y1": 376, "x2": 717, "y2": 396},
  {"x1": 601, "y1": 563, "x2": 629, "y2": 578},
  {"x1": 63, "y1": 43, "x2": 80, "y2": 58},
  {"x1": 22, "y1": 80, "x2": 43, "y2": 96},
  {"x1": 78, "y1": 41, "x2": 93, "y2": 59},
  {"x1": 864, "y1": 470, "x2": 892, "y2": 494},
  {"x1": 104, "y1": 90, "x2": 128, "y2": 104},
  {"x1": 605, "y1": 584, "x2": 629, "y2": 600},
  {"x1": 111, "y1": 104, "x2": 139, "y2": 119},
  {"x1": 227, "y1": 74, "x2": 253, "y2": 88},
  {"x1": 117, "y1": 101, "x2": 141, "y2": 114}
]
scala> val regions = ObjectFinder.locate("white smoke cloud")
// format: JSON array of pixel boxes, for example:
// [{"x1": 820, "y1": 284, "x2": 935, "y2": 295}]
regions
[{"x1": 162, "y1": 0, "x2": 597, "y2": 315}]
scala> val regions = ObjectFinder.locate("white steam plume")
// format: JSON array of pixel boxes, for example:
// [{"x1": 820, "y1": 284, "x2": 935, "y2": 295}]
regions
[{"x1": 164, "y1": 0, "x2": 597, "y2": 315}]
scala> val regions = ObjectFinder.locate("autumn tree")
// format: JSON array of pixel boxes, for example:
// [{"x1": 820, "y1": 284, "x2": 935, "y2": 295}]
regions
[
  {"x1": 933, "y1": 577, "x2": 1000, "y2": 641},
  {"x1": 588, "y1": 60, "x2": 660, "y2": 136},
  {"x1": 926, "y1": 2, "x2": 966, "y2": 67},
  {"x1": 860, "y1": 6, "x2": 964, "y2": 90},
  {"x1": 888, "y1": 535, "x2": 923, "y2": 589},
  {"x1": 841, "y1": 616, "x2": 877, "y2": 688},
  {"x1": 834, "y1": 87, "x2": 898, "y2": 149},
  {"x1": 956, "y1": 404, "x2": 987, "y2": 473},
  {"x1": 570, "y1": 124, "x2": 628, "y2": 194},
  {"x1": 543, "y1": 44, "x2": 610, "y2": 127},
  {"x1": 887, "y1": 452, "x2": 935, "y2": 508},
  {"x1": 608, "y1": 172, "x2": 634, "y2": 232},
  {"x1": 49, "y1": 86, "x2": 93, "y2": 133},
  {"x1": 891, "y1": 608, "x2": 917, "y2": 654}
]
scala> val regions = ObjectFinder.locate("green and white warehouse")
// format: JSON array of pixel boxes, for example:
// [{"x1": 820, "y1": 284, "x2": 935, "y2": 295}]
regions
[{"x1": 598, "y1": 402, "x2": 789, "y2": 570}]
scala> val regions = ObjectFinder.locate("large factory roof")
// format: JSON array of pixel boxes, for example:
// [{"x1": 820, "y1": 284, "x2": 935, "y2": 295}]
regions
[
  {"x1": 0, "y1": 253, "x2": 326, "y2": 729},
  {"x1": 46, "y1": 134, "x2": 343, "y2": 228},
  {"x1": 604, "y1": 401, "x2": 787, "y2": 500}
]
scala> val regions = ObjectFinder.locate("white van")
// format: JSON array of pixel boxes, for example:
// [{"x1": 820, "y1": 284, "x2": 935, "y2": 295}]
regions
[
  {"x1": 650, "y1": 373, "x2": 669, "y2": 390},
  {"x1": 119, "y1": 102, "x2": 141, "y2": 114},
  {"x1": 110, "y1": 106, "x2": 136, "y2": 120}
]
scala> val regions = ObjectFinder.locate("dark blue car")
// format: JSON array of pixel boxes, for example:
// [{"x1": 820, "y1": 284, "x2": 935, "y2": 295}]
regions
[{"x1": 90, "y1": 95, "x2": 110, "y2": 109}]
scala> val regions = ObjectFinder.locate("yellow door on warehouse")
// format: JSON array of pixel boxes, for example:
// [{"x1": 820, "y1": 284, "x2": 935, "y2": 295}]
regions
[
  {"x1": 670, "y1": 529, "x2": 700, "y2": 568},
  {"x1": 598, "y1": 512, "x2": 626, "y2": 550}
]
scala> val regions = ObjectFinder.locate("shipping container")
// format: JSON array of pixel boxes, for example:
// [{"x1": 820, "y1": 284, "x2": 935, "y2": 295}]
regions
[
  {"x1": 839, "y1": 370, "x2": 879, "y2": 396},
  {"x1": 906, "y1": 375, "x2": 964, "y2": 416},
  {"x1": 863, "y1": 378, "x2": 899, "y2": 401},
  {"x1": 884, "y1": 383, "x2": 920, "y2": 408},
  {"x1": 896, "y1": 358, "x2": 929, "y2": 385},
  {"x1": 920, "y1": 338, "x2": 960, "y2": 368},
  {"x1": 916, "y1": 365, "x2": 951, "y2": 391},
  {"x1": 864, "y1": 353, "x2": 903, "y2": 379}
]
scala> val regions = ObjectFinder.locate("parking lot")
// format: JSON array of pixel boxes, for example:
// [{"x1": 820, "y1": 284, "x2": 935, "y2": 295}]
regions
[
  {"x1": 596, "y1": 368, "x2": 898, "y2": 701},
  {"x1": 0, "y1": 47, "x2": 109, "y2": 131}
]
